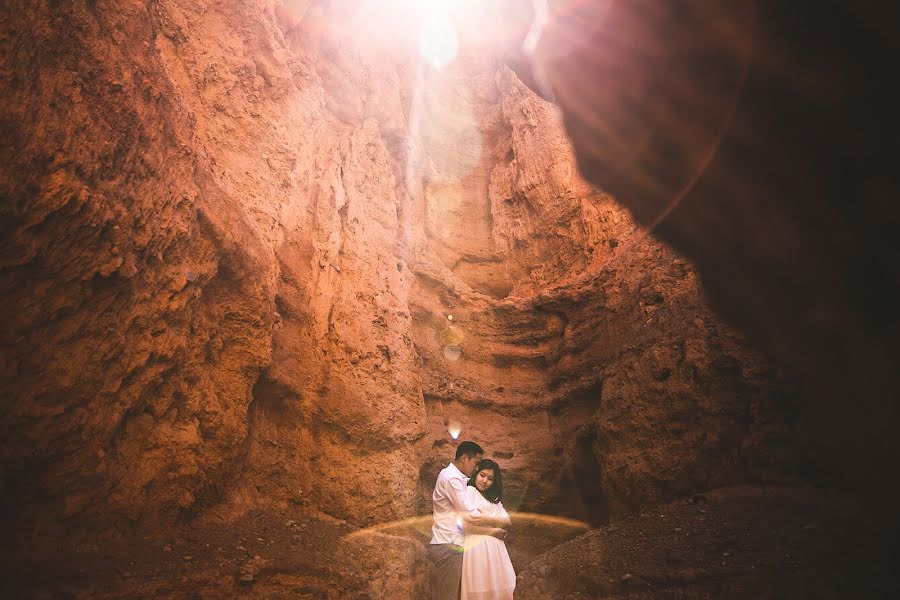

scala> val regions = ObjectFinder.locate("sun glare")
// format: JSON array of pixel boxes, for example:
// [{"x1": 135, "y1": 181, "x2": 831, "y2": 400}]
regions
[
  {"x1": 420, "y1": 18, "x2": 459, "y2": 68},
  {"x1": 358, "y1": 0, "x2": 508, "y2": 69}
]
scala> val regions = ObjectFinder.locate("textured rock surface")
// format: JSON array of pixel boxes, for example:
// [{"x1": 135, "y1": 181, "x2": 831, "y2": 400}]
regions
[
  {"x1": 521, "y1": 0, "x2": 900, "y2": 501},
  {"x1": 1, "y1": 508, "x2": 414, "y2": 599},
  {"x1": 0, "y1": 0, "x2": 863, "y2": 597},
  {"x1": 515, "y1": 485, "x2": 892, "y2": 599},
  {"x1": 0, "y1": 0, "x2": 278, "y2": 536}
]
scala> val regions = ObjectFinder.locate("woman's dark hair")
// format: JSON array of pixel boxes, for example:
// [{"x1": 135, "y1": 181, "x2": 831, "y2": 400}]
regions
[{"x1": 468, "y1": 458, "x2": 503, "y2": 503}]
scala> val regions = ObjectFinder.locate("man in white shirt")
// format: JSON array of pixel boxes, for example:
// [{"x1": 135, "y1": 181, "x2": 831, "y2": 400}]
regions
[{"x1": 428, "y1": 440, "x2": 506, "y2": 600}]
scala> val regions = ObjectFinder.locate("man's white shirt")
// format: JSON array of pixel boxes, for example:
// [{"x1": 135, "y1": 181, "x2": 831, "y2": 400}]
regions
[{"x1": 430, "y1": 462, "x2": 476, "y2": 545}]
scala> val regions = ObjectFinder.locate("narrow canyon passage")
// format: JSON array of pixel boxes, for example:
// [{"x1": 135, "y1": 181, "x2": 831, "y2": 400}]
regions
[{"x1": 2, "y1": 1, "x2": 898, "y2": 598}]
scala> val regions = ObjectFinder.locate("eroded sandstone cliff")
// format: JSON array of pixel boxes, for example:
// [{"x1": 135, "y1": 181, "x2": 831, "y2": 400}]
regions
[{"x1": 0, "y1": 1, "x2": 846, "y2": 597}]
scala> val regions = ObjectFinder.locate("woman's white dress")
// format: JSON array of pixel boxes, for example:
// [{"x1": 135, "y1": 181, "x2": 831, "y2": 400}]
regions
[{"x1": 461, "y1": 486, "x2": 516, "y2": 600}]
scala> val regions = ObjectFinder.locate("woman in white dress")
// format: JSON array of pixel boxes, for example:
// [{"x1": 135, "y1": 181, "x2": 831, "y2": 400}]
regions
[{"x1": 461, "y1": 459, "x2": 516, "y2": 600}]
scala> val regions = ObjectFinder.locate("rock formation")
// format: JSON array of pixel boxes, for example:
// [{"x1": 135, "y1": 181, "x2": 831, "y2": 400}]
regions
[
  {"x1": 517, "y1": 0, "x2": 900, "y2": 501},
  {"x1": 1, "y1": 0, "x2": 890, "y2": 597}
]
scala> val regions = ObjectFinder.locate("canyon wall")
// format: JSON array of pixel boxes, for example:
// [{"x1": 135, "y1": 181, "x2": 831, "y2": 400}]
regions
[
  {"x1": 1, "y1": 0, "x2": 809, "y2": 553},
  {"x1": 517, "y1": 0, "x2": 900, "y2": 503}
]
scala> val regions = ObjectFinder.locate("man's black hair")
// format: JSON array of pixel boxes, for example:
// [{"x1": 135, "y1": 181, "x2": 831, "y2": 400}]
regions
[{"x1": 455, "y1": 440, "x2": 484, "y2": 460}]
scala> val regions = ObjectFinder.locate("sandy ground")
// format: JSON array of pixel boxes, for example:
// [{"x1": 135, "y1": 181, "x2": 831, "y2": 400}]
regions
[{"x1": 4, "y1": 485, "x2": 895, "y2": 598}]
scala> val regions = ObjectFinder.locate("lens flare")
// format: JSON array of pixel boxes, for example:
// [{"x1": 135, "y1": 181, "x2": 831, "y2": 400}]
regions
[
  {"x1": 447, "y1": 419, "x2": 462, "y2": 439},
  {"x1": 343, "y1": 512, "x2": 591, "y2": 540},
  {"x1": 419, "y1": 18, "x2": 459, "y2": 68},
  {"x1": 439, "y1": 324, "x2": 465, "y2": 346},
  {"x1": 443, "y1": 344, "x2": 462, "y2": 361}
]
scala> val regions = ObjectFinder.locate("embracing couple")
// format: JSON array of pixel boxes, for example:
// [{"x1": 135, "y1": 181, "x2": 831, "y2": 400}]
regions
[{"x1": 428, "y1": 440, "x2": 516, "y2": 600}]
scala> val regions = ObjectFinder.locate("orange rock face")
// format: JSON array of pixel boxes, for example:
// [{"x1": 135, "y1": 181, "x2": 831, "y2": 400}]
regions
[
  {"x1": 1, "y1": 0, "x2": 808, "y2": 568},
  {"x1": 518, "y1": 0, "x2": 900, "y2": 505}
]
